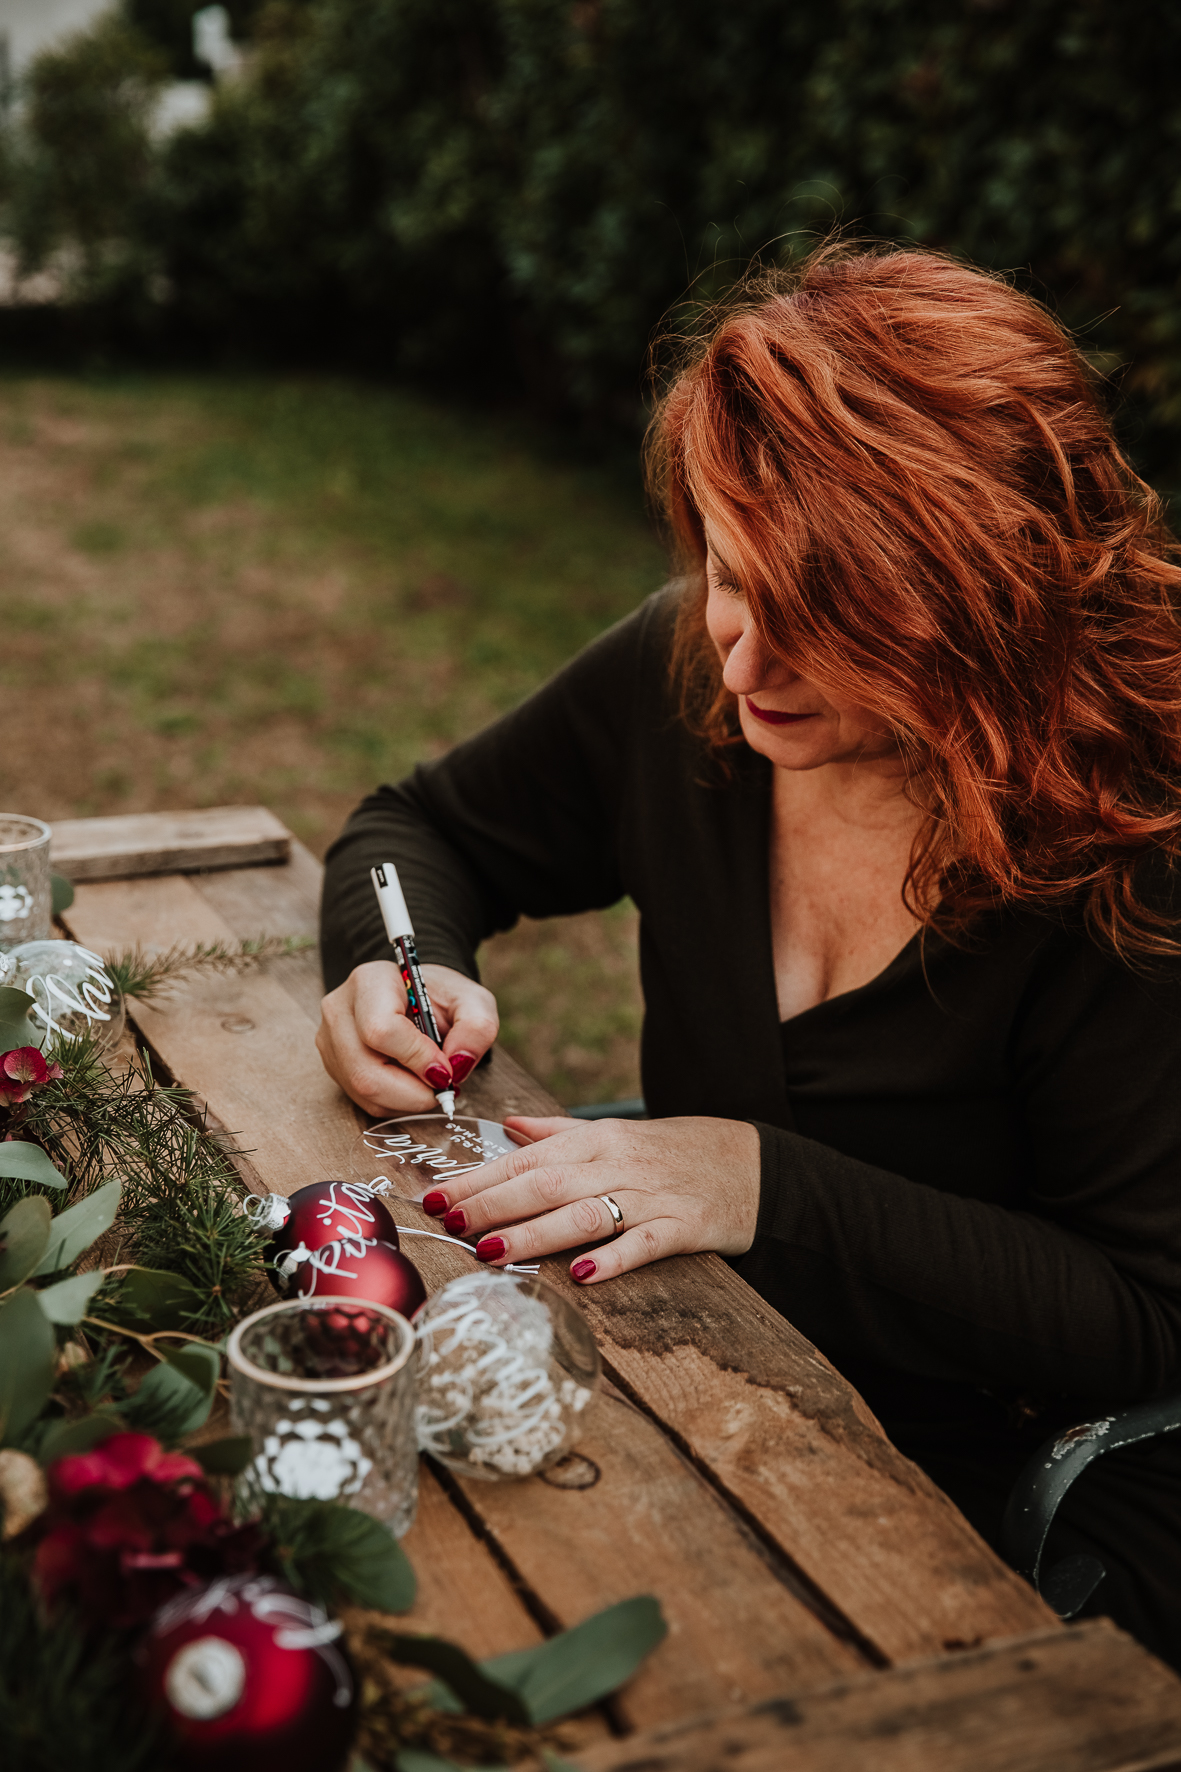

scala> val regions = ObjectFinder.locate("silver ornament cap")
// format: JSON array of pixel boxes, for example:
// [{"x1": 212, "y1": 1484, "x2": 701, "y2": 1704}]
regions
[{"x1": 164, "y1": 1635, "x2": 247, "y2": 1719}]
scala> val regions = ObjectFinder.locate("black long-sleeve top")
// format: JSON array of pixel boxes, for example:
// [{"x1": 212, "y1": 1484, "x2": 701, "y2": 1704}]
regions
[{"x1": 321, "y1": 588, "x2": 1181, "y2": 1419}]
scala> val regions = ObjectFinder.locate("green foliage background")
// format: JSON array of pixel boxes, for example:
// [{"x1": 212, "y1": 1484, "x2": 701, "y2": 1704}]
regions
[{"x1": 2, "y1": 0, "x2": 1179, "y2": 487}]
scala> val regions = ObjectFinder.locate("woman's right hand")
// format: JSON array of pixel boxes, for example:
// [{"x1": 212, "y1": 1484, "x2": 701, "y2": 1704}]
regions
[{"x1": 316, "y1": 960, "x2": 499, "y2": 1116}]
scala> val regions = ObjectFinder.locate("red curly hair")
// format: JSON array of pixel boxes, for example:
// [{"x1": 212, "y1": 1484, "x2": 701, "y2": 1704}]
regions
[{"x1": 645, "y1": 243, "x2": 1181, "y2": 955}]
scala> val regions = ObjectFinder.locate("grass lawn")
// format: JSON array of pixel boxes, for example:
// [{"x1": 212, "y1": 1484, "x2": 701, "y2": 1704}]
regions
[{"x1": 0, "y1": 374, "x2": 665, "y2": 1104}]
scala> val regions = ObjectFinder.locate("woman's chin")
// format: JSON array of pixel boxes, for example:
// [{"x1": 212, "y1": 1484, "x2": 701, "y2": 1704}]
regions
[{"x1": 739, "y1": 713, "x2": 831, "y2": 769}]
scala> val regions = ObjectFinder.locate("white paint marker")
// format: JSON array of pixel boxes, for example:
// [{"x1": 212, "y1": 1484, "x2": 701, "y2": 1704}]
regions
[{"x1": 370, "y1": 861, "x2": 456, "y2": 1117}]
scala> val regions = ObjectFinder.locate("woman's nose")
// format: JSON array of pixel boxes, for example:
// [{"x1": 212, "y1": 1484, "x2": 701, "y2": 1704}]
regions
[{"x1": 722, "y1": 621, "x2": 780, "y2": 696}]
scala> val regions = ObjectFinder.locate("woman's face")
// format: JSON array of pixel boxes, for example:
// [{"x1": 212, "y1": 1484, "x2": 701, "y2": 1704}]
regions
[{"x1": 703, "y1": 529, "x2": 900, "y2": 772}]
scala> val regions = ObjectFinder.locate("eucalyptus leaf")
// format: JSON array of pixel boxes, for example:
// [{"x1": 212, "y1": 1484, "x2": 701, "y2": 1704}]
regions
[
  {"x1": 0, "y1": 1287, "x2": 56, "y2": 1447},
  {"x1": 309, "y1": 1506, "x2": 415, "y2": 1613},
  {"x1": 261, "y1": 1495, "x2": 417, "y2": 1613},
  {"x1": 0, "y1": 987, "x2": 41, "y2": 1054},
  {"x1": 190, "y1": 1435, "x2": 253, "y2": 1476},
  {"x1": 51, "y1": 874, "x2": 75, "y2": 914},
  {"x1": 33, "y1": 1181, "x2": 121, "y2": 1276},
  {"x1": 484, "y1": 1595, "x2": 667, "y2": 1725},
  {"x1": 0, "y1": 1197, "x2": 52, "y2": 1291},
  {"x1": 113, "y1": 1265, "x2": 206, "y2": 1331},
  {"x1": 123, "y1": 1355, "x2": 213, "y2": 1441},
  {"x1": 35, "y1": 1269, "x2": 105, "y2": 1325},
  {"x1": 379, "y1": 1635, "x2": 529, "y2": 1726},
  {"x1": 0, "y1": 1142, "x2": 66, "y2": 1189},
  {"x1": 38, "y1": 1410, "x2": 124, "y2": 1465},
  {"x1": 159, "y1": 1341, "x2": 220, "y2": 1396}
]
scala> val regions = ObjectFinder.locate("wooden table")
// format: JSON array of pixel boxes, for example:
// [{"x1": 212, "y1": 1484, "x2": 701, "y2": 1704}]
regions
[{"x1": 54, "y1": 807, "x2": 1181, "y2": 1772}]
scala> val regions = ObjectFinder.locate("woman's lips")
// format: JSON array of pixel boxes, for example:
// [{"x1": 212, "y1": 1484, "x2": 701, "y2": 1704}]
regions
[{"x1": 745, "y1": 700, "x2": 817, "y2": 726}]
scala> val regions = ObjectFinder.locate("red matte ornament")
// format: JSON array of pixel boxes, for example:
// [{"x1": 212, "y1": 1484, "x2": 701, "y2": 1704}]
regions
[
  {"x1": 287, "y1": 1236, "x2": 427, "y2": 1318},
  {"x1": 138, "y1": 1574, "x2": 356, "y2": 1772}
]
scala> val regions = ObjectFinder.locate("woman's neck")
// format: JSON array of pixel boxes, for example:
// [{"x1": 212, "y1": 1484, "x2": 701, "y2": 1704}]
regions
[{"x1": 769, "y1": 756, "x2": 927, "y2": 1020}]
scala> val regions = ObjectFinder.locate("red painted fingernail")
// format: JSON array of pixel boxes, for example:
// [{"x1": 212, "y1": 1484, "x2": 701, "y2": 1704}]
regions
[
  {"x1": 571, "y1": 1259, "x2": 597, "y2": 1282},
  {"x1": 425, "y1": 1063, "x2": 452, "y2": 1089},
  {"x1": 421, "y1": 1191, "x2": 448, "y2": 1217},
  {"x1": 476, "y1": 1236, "x2": 505, "y2": 1262},
  {"x1": 450, "y1": 1051, "x2": 477, "y2": 1085},
  {"x1": 443, "y1": 1209, "x2": 467, "y2": 1236}
]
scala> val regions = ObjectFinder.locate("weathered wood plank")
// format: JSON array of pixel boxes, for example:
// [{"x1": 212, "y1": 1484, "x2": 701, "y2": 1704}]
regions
[
  {"x1": 394, "y1": 1462, "x2": 544, "y2": 1653},
  {"x1": 50, "y1": 805, "x2": 290, "y2": 881},
  {"x1": 170, "y1": 853, "x2": 1058, "y2": 1660},
  {"x1": 450, "y1": 1382, "x2": 862, "y2": 1726},
  {"x1": 544, "y1": 1253, "x2": 1055, "y2": 1661},
  {"x1": 194, "y1": 837, "x2": 326, "y2": 1024},
  {"x1": 359, "y1": 1463, "x2": 612, "y2": 1752},
  {"x1": 570, "y1": 1620, "x2": 1181, "y2": 1772}
]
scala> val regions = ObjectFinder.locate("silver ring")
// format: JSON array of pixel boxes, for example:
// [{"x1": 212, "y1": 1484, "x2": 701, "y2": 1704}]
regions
[{"x1": 599, "y1": 1194, "x2": 625, "y2": 1238}]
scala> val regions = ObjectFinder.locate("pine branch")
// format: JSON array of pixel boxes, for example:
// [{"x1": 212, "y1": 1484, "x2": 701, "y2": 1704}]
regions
[
  {"x1": 18, "y1": 1036, "x2": 268, "y2": 1334},
  {"x1": 105, "y1": 933, "x2": 314, "y2": 1002}
]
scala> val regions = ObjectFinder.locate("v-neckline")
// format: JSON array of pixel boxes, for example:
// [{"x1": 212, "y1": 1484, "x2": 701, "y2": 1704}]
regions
[{"x1": 779, "y1": 931, "x2": 924, "y2": 1028}]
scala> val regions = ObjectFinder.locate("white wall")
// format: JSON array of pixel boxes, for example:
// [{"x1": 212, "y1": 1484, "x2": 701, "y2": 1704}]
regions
[{"x1": 0, "y1": 0, "x2": 114, "y2": 77}]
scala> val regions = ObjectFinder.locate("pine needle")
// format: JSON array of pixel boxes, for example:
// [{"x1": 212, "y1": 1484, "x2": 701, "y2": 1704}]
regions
[{"x1": 106, "y1": 934, "x2": 315, "y2": 1002}]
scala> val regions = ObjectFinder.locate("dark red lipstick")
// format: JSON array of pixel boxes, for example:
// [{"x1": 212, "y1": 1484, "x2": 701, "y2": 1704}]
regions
[{"x1": 746, "y1": 700, "x2": 817, "y2": 726}]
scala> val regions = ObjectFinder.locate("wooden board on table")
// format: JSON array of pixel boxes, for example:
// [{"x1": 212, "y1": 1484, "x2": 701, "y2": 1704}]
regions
[
  {"x1": 50, "y1": 806, "x2": 290, "y2": 881},
  {"x1": 570, "y1": 1620, "x2": 1181, "y2": 1772},
  {"x1": 142, "y1": 849, "x2": 1056, "y2": 1664},
  {"x1": 450, "y1": 1382, "x2": 862, "y2": 1726}
]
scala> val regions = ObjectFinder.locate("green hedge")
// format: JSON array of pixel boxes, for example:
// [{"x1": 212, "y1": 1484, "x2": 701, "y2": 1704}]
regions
[{"x1": 3, "y1": 0, "x2": 1179, "y2": 487}]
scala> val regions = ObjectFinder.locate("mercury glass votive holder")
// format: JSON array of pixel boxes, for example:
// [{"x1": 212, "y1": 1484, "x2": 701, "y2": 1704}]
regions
[
  {"x1": 227, "y1": 1297, "x2": 418, "y2": 1535},
  {"x1": 0, "y1": 816, "x2": 52, "y2": 953}
]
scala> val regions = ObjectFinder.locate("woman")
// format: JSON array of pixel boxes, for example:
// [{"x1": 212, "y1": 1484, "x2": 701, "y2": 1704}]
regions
[{"x1": 317, "y1": 244, "x2": 1181, "y2": 1665}]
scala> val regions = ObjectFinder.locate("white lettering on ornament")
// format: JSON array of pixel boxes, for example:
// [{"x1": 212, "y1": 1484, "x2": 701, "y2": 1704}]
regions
[{"x1": 24, "y1": 945, "x2": 117, "y2": 1038}]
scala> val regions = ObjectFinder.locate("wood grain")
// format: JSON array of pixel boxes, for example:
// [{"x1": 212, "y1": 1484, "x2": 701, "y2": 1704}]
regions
[
  {"x1": 50, "y1": 805, "x2": 289, "y2": 881},
  {"x1": 570, "y1": 1620, "x2": 1181, "y2": 1772},
  {"x1": 394, "y1": 1462, "x2": 544, "y2": 1654},
  {"x1": 450, "y1": 1382, "x2": 862, "y2": 1726}
]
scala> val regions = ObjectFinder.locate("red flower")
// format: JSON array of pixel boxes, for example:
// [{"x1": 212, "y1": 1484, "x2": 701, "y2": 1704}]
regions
[
  {"x1": 0, "y1": 1046, "x2": 63, "y2": 1105},
  {"x1": 50, "y1": 1432, "x2": 203, "y2": 1499},
  {"x1": 31, "y1": 1432, "x2": 263, "y2": 1631}
]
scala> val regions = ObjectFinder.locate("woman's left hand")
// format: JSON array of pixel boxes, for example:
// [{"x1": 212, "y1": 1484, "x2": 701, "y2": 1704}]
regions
[{"x1": 421, "y1": 1115, "x2": 761, "y2": 1283}]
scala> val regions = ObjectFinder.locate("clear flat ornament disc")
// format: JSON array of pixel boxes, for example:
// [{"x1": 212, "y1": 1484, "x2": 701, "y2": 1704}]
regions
[{"x1": 351, "y1": 1114, "x2": 517, "y2": 1204}]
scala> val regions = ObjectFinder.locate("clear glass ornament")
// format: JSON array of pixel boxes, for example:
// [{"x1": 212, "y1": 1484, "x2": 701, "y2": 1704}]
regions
[
  {"x1": 0, "y1": 939, "x2": 126, "y2": 1049},
  {"x1": 414, "y1": 1270, "x2": 600, "y2": 1481}
]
